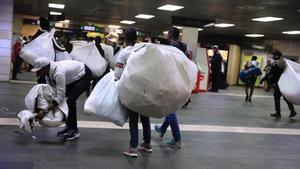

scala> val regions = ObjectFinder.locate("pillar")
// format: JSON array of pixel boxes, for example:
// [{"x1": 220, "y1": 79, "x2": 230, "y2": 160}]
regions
[
  {"x1": 227, "y1": 44, "x2": 241, "y2": 85},
  {"x1": 181, "y1": 27, "x2": 199, "y2": 62},
  {"x1": 0, "y1": 0, "x2": 13, "y2": 81}
]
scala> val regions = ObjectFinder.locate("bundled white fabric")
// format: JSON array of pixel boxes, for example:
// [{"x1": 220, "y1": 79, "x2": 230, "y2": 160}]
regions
[
  {"x1": 117, "y1": 43, "x2": 198, "y2": 118},
  {"x1": 55, "y1": 50, "x2": 72, "y2": 61},
  {"x1": 84, "y1": 71, "x2": 128, "y2": 126},
  {"x1": 19, "y1": 84, "x2": 68, "y2": 131},
  {"x1": 101, "y1": 43, "x2": 116, "y2": 69},
  {"x1": 20, "y1": 29, "x2": 55, "y2": 65},
  {"x1": 278, "y1": 59, "x2": 300, "y2": 105},
  {"x1": 70, "y1": 40, "x2": 88, "y2": 50},
  {"x1": 17, "y1": 110, "x2": 37, "y2": 133},
  {"x1": 71, "y1": 42, "x2": 108, "y2": 77}
]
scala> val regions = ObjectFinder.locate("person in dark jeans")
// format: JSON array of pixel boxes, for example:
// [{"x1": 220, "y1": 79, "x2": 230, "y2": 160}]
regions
[
  {"x1": 155, "y1": 27, "x2": 187, "y2": 149},
  {"x1": 260, "y1": 50, "x2": 297, "y2": 118},
  {"x1": 115, "y1": 28, "x2": 152, "y2": 157},
  {"x1": 31, "y1": 57, "x2": 92, "y2": 140},
  {"x1": 209, "y1": 45, "x2": 222, "y2": 92},
  {"x1": 244, "y1": 56, "x2": 260, "y2": 102}
]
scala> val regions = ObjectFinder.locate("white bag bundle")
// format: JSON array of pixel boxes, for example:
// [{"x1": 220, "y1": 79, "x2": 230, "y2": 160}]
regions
[
  {"x1": 84, "y1": 72, "x2": 128, "y2": 126},
  {"x1": 101, "y1": 43, "x2": 116, "y2": 69},
  {"x1": 20, "y1": 29, "x2": 55, "y2": 65},
  {"x1": 278, "y1": 59, "x2": 300, "y2": 105},
  {"x1": 117, "y1": 43, "x2": 198, "y2": 118},
  {"x1": 23, "y1": 84, "x2": 68, "y2": 128},
  {"x1": 71, "y1": 42, "x2": 108, "y2": 77},
  {"x1": 55, "y1": 50, "x2": 72, "y2": 61}
]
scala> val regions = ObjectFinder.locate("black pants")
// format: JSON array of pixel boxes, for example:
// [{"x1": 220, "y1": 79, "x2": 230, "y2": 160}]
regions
[
  {"x1": 12, "y1": 62, "x2": 20, "y2": 79},
  {"x1": 211, "y1": 72, "x2": 220, "y2": 91},
  {"x1": 65, "y1": 66, "x2": 92, "y2": 129},
  {"x1": 273, "y1": 85, "x2": 295, "y2": 114},
  {"x1": 128, "y1": 110, "x2": 151, "y2": 148}
]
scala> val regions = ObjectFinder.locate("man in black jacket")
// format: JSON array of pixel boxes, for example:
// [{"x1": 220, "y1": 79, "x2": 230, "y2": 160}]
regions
[
  {"x1": 260, "y1": 50, "x2": 297, "y2": 118},
  {"x1": 209, "y1": 45, "x2": 222, "y2": 92}
]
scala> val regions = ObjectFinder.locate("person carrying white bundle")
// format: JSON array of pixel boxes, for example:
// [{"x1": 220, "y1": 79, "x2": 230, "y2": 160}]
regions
[
  {"x1": 30, "y1": 57, "x2": 92, "y2": 140},
  {"x1": 115, "y1": 28, "x2": 152, "y2": 158},
  {"x1": 260, "y1": 50, "x2": 297, "y2": 118}
]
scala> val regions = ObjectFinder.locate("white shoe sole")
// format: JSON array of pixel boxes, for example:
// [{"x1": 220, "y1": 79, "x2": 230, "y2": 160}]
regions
[
  {"x1": 65, "y1": 132, "x2": 80, "y2": 140},
  {"x1": 138, "y1": 146, "x2": 152, "y2": 153},
  {"x1": 123, "y1": 152, "x2": 138, "y2": 158}
]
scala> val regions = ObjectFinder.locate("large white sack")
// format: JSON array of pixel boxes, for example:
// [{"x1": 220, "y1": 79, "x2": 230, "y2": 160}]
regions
[
  {"x1": 84, "y1": 71, "x2": 128, "y2": 126},
  {"x1": 117, "y1": 43, "x2": 197, "y2": 118},
  {"x1": 20, "y1": 29, "x2": 55, "y2": 65},
  {"x1": 55, "y1": 50, "x2": 72, "y2": 61},
  {"x1": 101, "y1": 43, "x2": 116, "y2": 69},
  {"x1": 278, "y1": 59, "x2": 300, "y2": 105},
  {"x1": 24, "y1": 84, "x2": 68, "y2": 127},
  {"x1": 71, "y1": 42, "x2": 108, "y2": 77}
]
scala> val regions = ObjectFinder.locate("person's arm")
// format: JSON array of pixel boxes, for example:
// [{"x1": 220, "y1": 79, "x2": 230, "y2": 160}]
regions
[{"x1": 114, "y1": 50, "x2": 127, "y2": 80}]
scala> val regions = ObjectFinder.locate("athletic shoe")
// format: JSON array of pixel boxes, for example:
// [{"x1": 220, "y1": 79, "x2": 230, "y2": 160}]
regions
[
  {"x1": 289, "y1": 111, "x2": 297, "y2": 118},
  {"x1": 166, "y1": 139, "x2": 181, "y2": 149},
  {"x1": 154, "y1": 125, "x2": 163, "y2": 138},
  {"x1": 64, "y1": 129, "x2": 80, "y2": 140},
  {"x1": 123, "y1": 148, "x2": 138, "y2": 158},
  {"x1": 270, "y1": 113, "x2": 281, "y2": 118},
  {"x1": 57, "y1": 126, "x2": 70, "y2": 137},
  {"x1": 138, "y1": 142, "x2": 152, "y2": 153}
]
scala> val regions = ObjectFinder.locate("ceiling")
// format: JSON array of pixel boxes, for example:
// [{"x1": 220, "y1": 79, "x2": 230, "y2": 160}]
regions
[{"x1": 14, "y1": 0, "x2": 300, "y2": 40}]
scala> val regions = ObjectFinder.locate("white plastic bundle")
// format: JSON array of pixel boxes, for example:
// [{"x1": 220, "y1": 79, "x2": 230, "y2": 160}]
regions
[
  {"x1": 20, "y1": 30, "x2": 55, "y2": 65},
  {"x1": 101, "y1": 43, "x2": 117, "y2": 69},
  {"x1": 84, "y1": 72, "x2": 128, "y2": 126},
  {"x1": 278, "y1": 59, "x2": 300, "y2": 105},
  {"x1": 117, "y1": 43, "x2": 197, "y2": 118},
  {"x1": 71, "y1": 42, "x2": 108, "y2": 78}
]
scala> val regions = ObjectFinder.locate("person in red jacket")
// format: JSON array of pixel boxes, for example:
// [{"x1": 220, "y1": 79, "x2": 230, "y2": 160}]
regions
[{"x1": 11, "y1": 37, "x2": 23, "y2": 80}]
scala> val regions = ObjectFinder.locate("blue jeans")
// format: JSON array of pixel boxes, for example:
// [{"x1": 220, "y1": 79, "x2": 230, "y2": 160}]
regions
[
  {"x1": 160, "y1": 113, "x2": 181, "y2": 142},
  {"x1": 128, "y1": 110, "x2": 151, "y2": 148}
]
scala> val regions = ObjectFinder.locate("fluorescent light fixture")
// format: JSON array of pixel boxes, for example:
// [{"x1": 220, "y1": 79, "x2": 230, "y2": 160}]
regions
[
  {"x1": 163, "y1": 31, "x2": 168, "y2": 34},
  {"x1": 198, "y1": 28, "x2": 203, "y2": 31},
  {"x1": 252, "y1": 17, "x2": 283, "y2": 22},
  {"x1": 48, "y1": 3, "x2": 65, "y2": 9},
  {"x1": 135, "y1": 14, "x2": 155, "y2": 19},
  {"x1": 245, "y1": 34, "x2": 265, "y2": 37},
  {"x1": 204, "y1": 23, "x2": 215, "y2": 27},
  {"x1": 50, "y1": 11, "x2": 62, "y2": 15},
  {"x1": 108, "y1": 25, "x2": 121, "y2": 29},
  {"x1": 282, "y1": 31, "x2": 300, "y2": 35},
  {"x1": 215, "y1": 23, "x2": 235, "y2": 28},
  {"x1": 120, "y1": 20, "x2": 136, "y2": 24},
  {"x1": 158, "y1": 4, "x2": 184, "y2": 11},
  {"x1": 60, "y1": 20, "x2": 70, "y2": 23},
  {"x1": 174, "y1": 26, "x2": 183, "y2": 29}
]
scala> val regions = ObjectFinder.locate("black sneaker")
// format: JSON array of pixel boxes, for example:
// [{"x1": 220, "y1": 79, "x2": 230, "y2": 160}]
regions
[
  {"x1": 245, "y1": 96, "x2": 249, "y2": 101},
  {"x1": 57, "y1": 126, "x2": 70, "y2": 137},
  {"x1": 289, "y1": 111, "x2": 297, "y2": 118},
  {"x1": 123, "y1": 147, "x2": 138, "y2": 158},
  {"x1": 64, "y1": 129, "x2": 80, "y2": 140},
  {"x1": 270, "y1": 113, "x2": 281, "y2": 118},
  {"x1": 138, "y1": 142, "x2": 152, "y2": 153}
]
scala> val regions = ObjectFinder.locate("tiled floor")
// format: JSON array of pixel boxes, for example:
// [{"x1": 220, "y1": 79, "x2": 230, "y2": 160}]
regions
[{"x1": 0, "y1": 82, "x2": 299, "y2": 169}]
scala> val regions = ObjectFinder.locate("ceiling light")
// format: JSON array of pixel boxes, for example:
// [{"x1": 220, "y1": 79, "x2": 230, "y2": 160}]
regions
[
  {"x1": 163, "y1": 31, "x2": 168, "y2": 34},
  {"x1": 120, "y1": 20, "x2": 136, "y2": 24},
  {"x1": 245, "y1": 34, "x2": 265, "y2": 37},
  {"x1": 135, "y1": 14, "x2": 155, "y2": 19},
  {"x1": 60, "y1": 20, "x2": 70, "y2": 23},
  {"x1": 108, "y1": 25, "x2": 121, "y2": 29},
  {"x1": 282, "y1": 31, "x2": 300, "y2": 35},
  {"x1": 198, "y1": 28, "x2": 203, "y2": 31},
  {"x1": 174, "y1": 26, "x2": 183, "y2": 29},
  {"x1": 48, "y1": 3, "x2": 65, "y2": 9},
  {"x1": 215, "y1": 23, "x2": 235, "y2": 28},
  {"x1": 158, "y1": 4, "x2": 184, "y2": 11},
  {"x1": 252, "y1": 17, "x2": 283, "y2": 22},
  {"x1": 50, "y1": 11, "x2": 62, "y2": 15},
  {"x1": 204, "y1": 23, "x2": 215, "y2": 27}
]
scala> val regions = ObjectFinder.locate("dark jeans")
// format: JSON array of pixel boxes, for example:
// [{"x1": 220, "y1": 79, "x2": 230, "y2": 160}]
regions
[
  {"x1": 273, "y1": 84, "x2": 295, "y2": 114},
  {"x1": 65, "y1": 66, "x2": 92, "y2": 129},
  {"x1": 160, "y1": 113, "x2": 181, "y2": 142},
  {"x1": 12, "y1": 62, "x2": 20, "y2": 79},
  {"x1": 128, "y1": 110, "x2": 151, "y2": 148}
]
